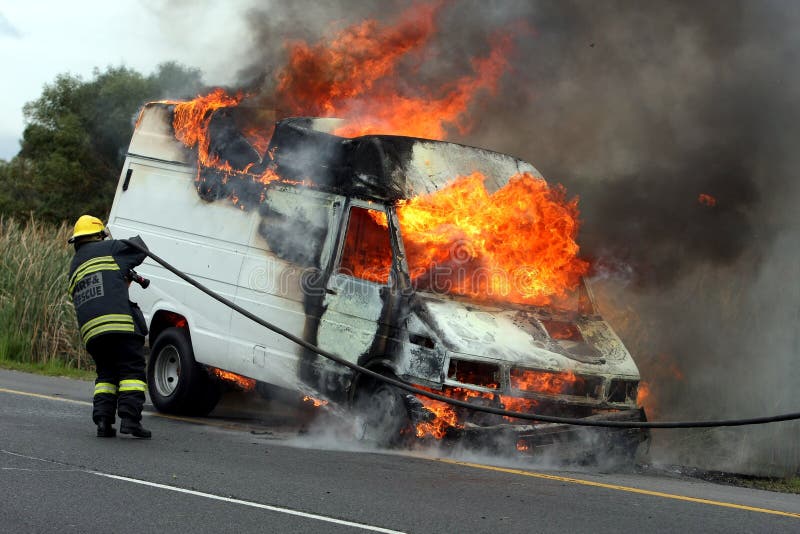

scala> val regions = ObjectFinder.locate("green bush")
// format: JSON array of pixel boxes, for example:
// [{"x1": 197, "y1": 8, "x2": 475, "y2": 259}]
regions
[
  {"x1": 0, "y1": 216, "x2": 89, "y2": 370},
  {"x1": 0, "y1": 62, "x2": 204, "y2": 223}
]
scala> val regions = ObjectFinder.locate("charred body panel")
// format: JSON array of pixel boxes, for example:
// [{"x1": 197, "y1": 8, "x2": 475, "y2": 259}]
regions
[{"x1": 394, "y1": 294, "x2": 641, "y2": 410}]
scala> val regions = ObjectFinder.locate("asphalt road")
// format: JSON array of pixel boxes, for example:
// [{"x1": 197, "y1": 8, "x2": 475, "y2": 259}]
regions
[{"x1": 0, "y1": 369, "x2": 798, "y2": 533}]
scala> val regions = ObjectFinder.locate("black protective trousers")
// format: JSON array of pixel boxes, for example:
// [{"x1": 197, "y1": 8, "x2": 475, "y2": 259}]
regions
[{"x1": 86, "y1": 333, "x2": 147, "y2": 424}]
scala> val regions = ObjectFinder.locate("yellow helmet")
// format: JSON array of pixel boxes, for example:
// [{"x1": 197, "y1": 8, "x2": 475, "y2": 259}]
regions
[{"x1": 68, "y1": 215, "x2": 107, "y2": 243}]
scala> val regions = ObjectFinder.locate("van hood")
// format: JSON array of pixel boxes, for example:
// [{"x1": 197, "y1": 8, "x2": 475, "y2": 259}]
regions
[{"x1": 411, "y1": 296, "x2": 639, "y2": 376}]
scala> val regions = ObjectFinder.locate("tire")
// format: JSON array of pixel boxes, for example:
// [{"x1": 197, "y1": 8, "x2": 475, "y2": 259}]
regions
[
  {"x1": 353, "y1": 375, "x2": 411, "y2": 447},
  {"x1": 147, "y1": 327, "x2": 221, "y2": 416}
]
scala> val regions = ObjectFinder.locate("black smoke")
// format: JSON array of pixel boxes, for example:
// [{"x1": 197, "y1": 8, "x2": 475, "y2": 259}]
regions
[
  {"x1": 161, "y1": 0, "x2": 800, "y2": 474},
  {"x1": 229, "y1": 1, "x2": 797, "y2": 285}
]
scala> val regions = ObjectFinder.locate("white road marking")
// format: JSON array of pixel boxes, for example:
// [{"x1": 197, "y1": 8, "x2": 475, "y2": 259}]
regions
[
  {"x1": 1, "y1": 450, "x2": 68, "y2": 464},
  {"x1": 89, "y1": 472, "x2": 405, "y2": 533},
  {"x1": 0, "y1": 450, "x2": 404, "y2": 533},
  {"x1": 1, "y1": 467, "x2": 82, "y2": 472}
]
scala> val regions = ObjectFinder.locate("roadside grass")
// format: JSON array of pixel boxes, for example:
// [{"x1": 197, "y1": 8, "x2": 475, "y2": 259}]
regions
[
  {"x1": 739, "y1": 476, "x2": 800, "y2": 494},
  {"x1": 0, "y1": 216, "x2": 91, "y2": 373},
  {"x1": 675, "y1": 465, "x2": 800, "y2": 495},
  {"x1": 0, "y1": 357, "x2": 94, "y2": 380}
]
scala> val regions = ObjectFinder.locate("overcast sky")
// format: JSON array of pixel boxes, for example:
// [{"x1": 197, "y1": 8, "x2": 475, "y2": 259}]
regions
[{"x1": 0, "y1": 0, "x2": 256, "y2": 160}]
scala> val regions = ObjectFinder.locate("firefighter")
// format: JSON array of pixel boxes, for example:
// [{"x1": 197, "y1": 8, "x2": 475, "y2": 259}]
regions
[{"x1": 67, "y1": 215, "x2": 152, "y2": 438}]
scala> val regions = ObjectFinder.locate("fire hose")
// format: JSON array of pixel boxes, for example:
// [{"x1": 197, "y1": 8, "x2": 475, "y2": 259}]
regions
[{"x1": 122, "y1": 239, "x2": 800, "y2": 429}]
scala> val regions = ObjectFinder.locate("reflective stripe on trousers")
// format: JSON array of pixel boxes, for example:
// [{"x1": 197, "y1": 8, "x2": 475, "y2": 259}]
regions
[
  {"x1": 119, "y1": 379, "x2": 147, "y2": 393},
  {"x1": 94, "y1": 382, "x2": 118, "y2": 396}
]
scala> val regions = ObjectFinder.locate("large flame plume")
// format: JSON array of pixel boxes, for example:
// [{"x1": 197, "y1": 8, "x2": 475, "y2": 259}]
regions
[
  {"x1": 396, "y1": 171, "x2": 589, "y2": 306},
  {"x1": 275, "y1": 1, "x2": 512, "y2": 139},
  {"x1": 170, "y1": 0, "x2": 514, "y2": 156},
  {"x1": 362, "y1": 171, "x2": 589, "y2": 304},
  {"x1": 159, "y1": 2, "x2": 586, "y2": 305}
]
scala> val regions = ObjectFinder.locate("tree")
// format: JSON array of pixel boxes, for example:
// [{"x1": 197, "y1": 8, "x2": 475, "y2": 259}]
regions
[{"x1": 0, "y1": 63, "x2": 204, "y2": 222}]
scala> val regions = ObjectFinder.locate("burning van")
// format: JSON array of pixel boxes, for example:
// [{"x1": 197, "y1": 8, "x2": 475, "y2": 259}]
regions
[{"x1": 108, "y1": 101, "x2": 647, "y2": 455}]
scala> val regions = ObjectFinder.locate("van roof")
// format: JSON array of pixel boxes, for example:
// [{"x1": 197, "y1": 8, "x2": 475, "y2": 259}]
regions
[
  {"x1": 130, "y1": 102, "x2": 543, "y2": 203},
  {"x1": 269, "y1": 118, "x2": 543, "y2": 202}
]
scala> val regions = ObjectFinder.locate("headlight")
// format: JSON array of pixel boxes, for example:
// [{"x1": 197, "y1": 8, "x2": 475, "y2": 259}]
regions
[{"x1": 607, "y1": 379, "x2": 639, "y2": 403}]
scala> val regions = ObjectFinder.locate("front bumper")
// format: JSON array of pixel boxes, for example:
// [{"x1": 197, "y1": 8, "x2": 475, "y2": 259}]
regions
[{"x1": 451, "y1": 408, "x2": 649, "y2": 461}]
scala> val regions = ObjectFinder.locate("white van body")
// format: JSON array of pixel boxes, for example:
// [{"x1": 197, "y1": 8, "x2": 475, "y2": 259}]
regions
[{"x1": 107, "y1": 103, "x2": 645, "y2": 446}]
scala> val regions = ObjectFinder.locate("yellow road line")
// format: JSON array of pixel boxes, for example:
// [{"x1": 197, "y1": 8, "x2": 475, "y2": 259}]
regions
[
  {"x1": 0, "y1": 388, "x2": 91, "y2": 405},
  {"x1": 436, "y1": 459, "x2": 800, "y2": 519},
  {"x1": 151, "y1": 413, "x2": 252, "y2": 431}
]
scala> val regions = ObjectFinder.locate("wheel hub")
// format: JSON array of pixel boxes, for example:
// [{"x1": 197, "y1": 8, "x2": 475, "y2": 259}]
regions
[{"x1": 154, "y1": 344, "x2": 180, "y2": 397}]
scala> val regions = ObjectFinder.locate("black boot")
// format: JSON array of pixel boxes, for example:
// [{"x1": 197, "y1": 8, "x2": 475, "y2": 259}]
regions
[
  {"x1": 120, "y1": 418, "x2": 151, "y2": 439},
  {"x1": 96, "y1": 417, "x2": 116, "y2": 438}
]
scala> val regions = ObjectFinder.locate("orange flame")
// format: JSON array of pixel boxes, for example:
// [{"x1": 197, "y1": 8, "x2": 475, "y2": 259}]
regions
[
  {"x1": 351, "y1": 172, "x2": 588, "y2": 303},
  {"x1": 303, "y1": 395, "x2": 329, "y2": 407},
  {"x1": 414, "y1": 368, "x2": 584, "y2": 439},
  {"x1": 413, "y1": 385, "x2": 546, "y2": 439},
  {"x1": 277, "y1": 2, "x2": 440, "y2": 117},
  {"x1": 331, "y1": 34, "x2": 512, "y2": 139},
  {"x1": 211, "y1": 368, "x2": 256, "y2": 392},
  {"x1": 339, "y1": 207, "x2": 394, "y2": 283},
  {"x1": 509, "y1": 368, "x2": 581, "y2": 395},
  {"x1": 275, "y1": 2, "x2": 512, "y2": 139},
  {"x1": 173, "y1": 88, "x2": 246, "y2": 171},
  {"x1": 414, "y1": 386, "x2": 473, "y2": 439},
  {"x1": 169, "y1": 88, "x2": 281, "y2": 189},
  {"x1": 395, "y1": 172, "x2": 589, "y2": 305},
  {"x1": 241, "y1": 124, "x2": 273, "y2": 155},
  {"x1": 636, "y1": 381, "x2": 651, "y2": 406}
]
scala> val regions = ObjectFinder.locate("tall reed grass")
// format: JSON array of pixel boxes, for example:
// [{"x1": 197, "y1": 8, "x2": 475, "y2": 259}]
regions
[{"x1": 0, "y1": 216, "x2": 89, "y2": 370}]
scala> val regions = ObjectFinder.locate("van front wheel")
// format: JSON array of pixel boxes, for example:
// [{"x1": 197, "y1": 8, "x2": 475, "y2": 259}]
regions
[
  {"x1": 147, "y1": 327, "x2": 220, "y2": 416},
  {"x1": 353, "y1": 375, "x2": 411, "y2": 447}
]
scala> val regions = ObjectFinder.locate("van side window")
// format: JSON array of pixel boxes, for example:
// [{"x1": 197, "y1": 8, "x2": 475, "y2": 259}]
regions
[{"x1": 338, "y1": 207, "x2": 392, "y2": 284}]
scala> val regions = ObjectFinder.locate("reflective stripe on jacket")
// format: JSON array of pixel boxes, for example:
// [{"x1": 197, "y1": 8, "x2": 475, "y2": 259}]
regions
[{"x1": 68, "y1": 236, "x2": 149, "y2": 344}]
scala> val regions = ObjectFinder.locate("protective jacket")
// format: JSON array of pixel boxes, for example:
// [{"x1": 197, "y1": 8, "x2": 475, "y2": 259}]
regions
[{"x1": 68, "y1": 236, "x2": 149, "y2": 345}]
